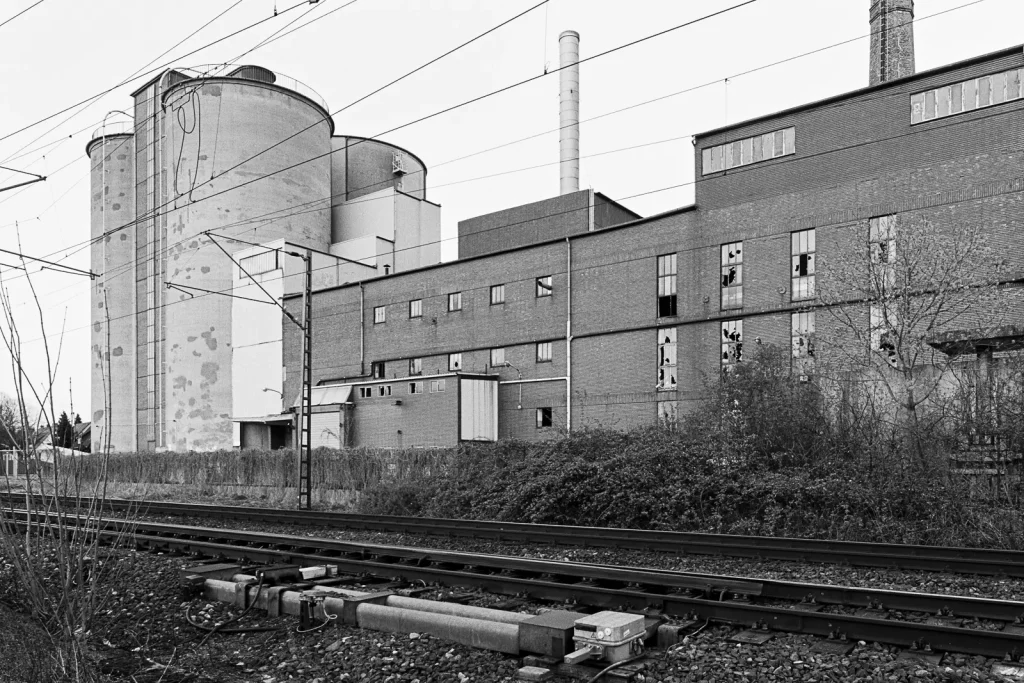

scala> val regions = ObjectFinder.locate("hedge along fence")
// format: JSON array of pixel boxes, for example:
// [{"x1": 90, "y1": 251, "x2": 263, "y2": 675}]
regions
[{"x1": 65, "y1": 447, "x2": 457, "y2": 506}]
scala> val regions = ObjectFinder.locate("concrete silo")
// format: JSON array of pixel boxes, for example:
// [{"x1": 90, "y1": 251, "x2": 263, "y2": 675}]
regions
[
  {"x1": 86, "y1": 123, "x2": 136, "y2": 453},
  {"x1": 160, "y1": 66, "x2": 333, "y2": 451}
]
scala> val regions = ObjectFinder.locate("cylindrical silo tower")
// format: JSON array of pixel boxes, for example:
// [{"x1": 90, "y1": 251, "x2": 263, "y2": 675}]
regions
[
  {"x1": 161, "y1": 66, "x2": 333, "y2": 451},
  {"x1": 86, "y1": 122, "x2": 136, "y2": 453}
]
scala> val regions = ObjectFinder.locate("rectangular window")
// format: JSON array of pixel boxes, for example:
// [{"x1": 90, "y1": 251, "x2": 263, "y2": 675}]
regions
[
  {"x1": 657, "y1": 254, "x2": 677, "y2": 317},
  {"x1": 448, "y1": 353, "x2": 462, "y2": 371},
  {"x1": 409, "y1": 358, "x2": 422, "y2": 376},
  {"x1": 536, "y1": 276, "x2": 553, "y2": 298},
  {"x1": 536, "y1": 342, "x2": 552, "y2": 363},
  {"x1": 409, "y1": 299, "x2": 422, "y2": 318},
  {"x1": 657, "y1": 327, "x2": 677, "y2": 391},
  {"x1": 791, "y1": 229, "x2": 816, "y2": 301},
  {"x1": 430, "y1": 379, "x2": 446, "y2": 393},
  {"x1": 409, "y1": 381, "x2": 424, "y2": 394},
  {"x1": 721, "y1": 320, "x2": 743, "y2": 372},
  {"x1": 791, "y1": 311, "x2": 815, "y2": 376},
  {"x1": 869, "y1": 215, "x2": 897, "y2": 292},
  {"x1": 701, "y1": 126, "x2": 795, "y2": 175},
  {"x1": 490, "y1": 348, "x2": 505, "y2": 367},
  {"x1": 238, "y1": 249, "x2": 278, "y2": 277},
  {"x1": 378, "y1": 385, "x2": 392, "y2": 397},
  {"x1": 371, "y1": 361, "x2": 385, "y2": 379},
  {"x1": 870, "y1": 304, "x2": 898, "y2": 367},
  {"x1": 358, "y1": 387, "x2": 372, "y2": 398},
  {"x1": 448, "y1": 292, "x2": 462, "y2": 311},
  {"x1": 720, "y1": 242, "x2": 743, "y2": 310},
  {"x1": 536, "y1": 407, "x2": 552, "y2": 428},
  {"x1": 490, "y1": 284, "x2": 505, "y2": 305},
  {"x1": 912, "y1": 67, "x2": 1022, "y2": 124},
  {"x1": 373, "y1": 306, "x2": 385, "y2": 324}
]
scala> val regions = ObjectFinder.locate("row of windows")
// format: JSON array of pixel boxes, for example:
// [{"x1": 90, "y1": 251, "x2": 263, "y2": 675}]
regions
[
  {"x1": 373, "y1": 277, "x2": 554, "y2": 324},
  {"x1": 701, "y1": 126, "x2": 796, "y2": 175},
  {"x1": 911, "y1": 67, "x2": 1022, "y2": 125},
  {"x1": 357, "y1": 379, "x2": 448, "y2": 398},
  {"x1": 716, "y1": 312, "x2": 816, "y2": 374},
  {"x1": 371, "y1": 343, "x2": 556, "y2": 381}
]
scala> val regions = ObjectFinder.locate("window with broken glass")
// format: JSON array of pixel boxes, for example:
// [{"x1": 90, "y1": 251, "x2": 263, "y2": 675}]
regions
[
  {"x1": 536, "y1": 276, "x2": 553, "y2": 298},
  {"x1": 870, "y1": 304, "x2": 898, "y2": 367},
  {"x1": 791, "y1": 229, "x2": 815, "y2": 301},
  {"x1": 869, "y1": 215, "x2": 896, "y2": 292},
  {"x1": 448, "y1": 353, "x2": 462, "y2": 371},
  {"x1": 371, "y1": 361, "x2": 386, "y2": 379},
  {"x1": 791, "y1": 311, "x2": 815, "y2": 376},
  {"x1": 657, "y1": 327, "x2": 677, "y2": 390},
  {"x1": 657, "y1": 254, "x2": 677, "y2": 317},
  {"x1": 721, "y1": 320, "x2": 743, "y2": 372},
  {"x1": 721, "y1": 242, "x2": 743, "y2": 310},
  {"x1": 536, "y1": 407, "x2": 553, "y2": 428},
  {"x1": 409, "y1": 357, "x2": 422, "y2": 376}
]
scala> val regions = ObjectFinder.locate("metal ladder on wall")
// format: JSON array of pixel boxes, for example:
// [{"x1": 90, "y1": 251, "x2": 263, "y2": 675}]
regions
[{"x1": 297, "y1": 253, "x2": 313, "y2": 510}]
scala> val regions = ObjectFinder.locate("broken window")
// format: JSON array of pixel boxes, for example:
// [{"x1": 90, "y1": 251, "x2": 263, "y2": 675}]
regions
[
  {"x1": 490, "y1": 348, "x2": 505, "y2": 367},
  {"x1": 490, "y1": 284, "x2": 505, "y2": 305},
  {"x1": 377, "y1": 385, "x2": 392, "y2": 397},
  {"x1": 700, "y1": 126, "x2": 795, "y2": 175},
  {"x1": 791, "y1": 311, "x2": 816, "y2": 377},
  {"x1": 409, "y1": 299, "x2": 422, "y2": 318},
  {"x1": 409, "y1": 358, "x2": 422, "y2": 376},
  {"x1": 536, "y1": 276, "x2": 552, "y2": 298},
  {"x1": 721, "y1": 241, "x2": 743, "y2": 310},
  {"x1": 373, "y1": 306, "x2": 385, "y2": 324},
  {"x1": 409, "y1": 382, "x2": 424, "y2": 394},
  {"x1": 371, "y1": 361, "x2": 385, "y2": 379},
  {"x1": 358, "y1": 387, "x2": 372, "y2": 398},
  {"x1": 911, "y1": 67, "x2": 1022, "y2": 124},
  {"x1": 657, "y1": 253, "x2": 677, "y2": 317},
  {"x1": 791, "y1": 229, "x2": 815, "y2": 301},
  {"x1": 536, "y1": 342, "x2": 552, "y2": 363},
  {"x1": 448, "y1": 353, "x2": 462, "y2": 371},
  {"x1": 869, "y1": 215, "x2": 896, "y2": 293},
  {"x1": 536, "y1": 407, "x2": 553, "y2": 428},
  {"x1": 657, "y1": 327, "x2": 677, "y2": 391},
  {"x1": 448, "y1": 292, "x2": 462, "y2": 312},
  {"x1": 721, "y1": 320, "x2": 743, "y2": 373},
  {"x1": 657, "y1": 400, "x2": 678, "y2": 427},
  {"x1": 870, "y1": 304, "x2": 898, "y2": 368}
]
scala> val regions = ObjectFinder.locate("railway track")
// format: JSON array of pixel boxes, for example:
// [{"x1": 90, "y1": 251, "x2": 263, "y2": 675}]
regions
[
  {"x1": 6, "y1": 509, "x2": 1024, "y2": 659},
  {"x1": 7, "y1": 494, "x2": 1024, "y2": 578}
]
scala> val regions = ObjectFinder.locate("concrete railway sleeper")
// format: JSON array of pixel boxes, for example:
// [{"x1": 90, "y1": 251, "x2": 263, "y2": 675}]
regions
[
  {"x1": 6, "y1": 510, "x2": 1024, "y2": 659},
  {"x1": 7, "y1": 494, "x2": 1024, "y2": 578}
]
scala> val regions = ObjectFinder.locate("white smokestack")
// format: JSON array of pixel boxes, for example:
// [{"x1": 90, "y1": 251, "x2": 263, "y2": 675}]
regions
[{"x1": 559, "y1": 30, "x2": 580, "y2": 196}]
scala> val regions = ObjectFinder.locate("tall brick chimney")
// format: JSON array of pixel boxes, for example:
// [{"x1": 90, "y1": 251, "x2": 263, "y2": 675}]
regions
[{"x1": 869, "y1": 0, "x2": 915, "y2": 85}]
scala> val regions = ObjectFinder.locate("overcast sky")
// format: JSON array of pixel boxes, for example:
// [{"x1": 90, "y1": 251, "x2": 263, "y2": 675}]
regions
[{"x1": 0, "y1": 0, "x2": 1020, "y2": 420}]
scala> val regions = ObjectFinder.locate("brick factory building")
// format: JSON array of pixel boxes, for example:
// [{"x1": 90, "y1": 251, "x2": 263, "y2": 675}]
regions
[
  {"x1": 88, "y1": 1, "x2": 1024, "y2": 452},
  {"x1": 280, "y1": 30, "x2": 1024, "y2": 448}
]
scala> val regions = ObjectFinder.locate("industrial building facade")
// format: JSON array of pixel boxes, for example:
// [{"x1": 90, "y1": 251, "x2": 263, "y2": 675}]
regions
[{"x1": 89, "y1": 0, "x2": 1024, "y2": 452}]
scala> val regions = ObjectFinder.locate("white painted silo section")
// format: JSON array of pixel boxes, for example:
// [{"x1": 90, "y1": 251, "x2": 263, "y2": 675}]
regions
[{"x1": 559, "y1": 30, "x2": 580, "y2": 196}]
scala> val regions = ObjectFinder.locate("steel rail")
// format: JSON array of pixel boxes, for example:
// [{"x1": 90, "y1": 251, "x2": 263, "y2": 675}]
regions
[
  {"x1": 8, "y1": 510, "x2": 1024, "y2": 625},
  {"x1": 7, "y1": 494, "x2": 1024, "y2": 578},
  {"x1": 50, "y1": 519, "x2": 1024, "y2": 658}
]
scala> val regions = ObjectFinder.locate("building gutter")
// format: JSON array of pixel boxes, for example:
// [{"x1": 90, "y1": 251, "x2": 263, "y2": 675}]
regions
[
  {"x1": 565, "y1": 238, "x2": 573, "y2": 432},
  {"x1": 359, "y1": 283, "x2": 365, "y2": 375}
]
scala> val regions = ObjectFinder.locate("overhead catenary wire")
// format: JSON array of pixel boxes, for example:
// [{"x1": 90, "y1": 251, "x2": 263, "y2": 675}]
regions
[
  {"x1": 0, "y1": 0, "x2": 45, "y2": 32},
  {"x1": 0, "y1": 0, "x2": 991, "y2": 278},
  {"x1": 14, "y1": 170, "x2": 1024, "y2": 350}
]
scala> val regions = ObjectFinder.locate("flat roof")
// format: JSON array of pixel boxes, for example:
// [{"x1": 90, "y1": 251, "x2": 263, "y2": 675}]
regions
[
  {"x1": 696, "y1": 44, "x2": 1023, "y2": 141},
  {"x1": 285, "y1": 203, "x2": 695, "y2": 300}
]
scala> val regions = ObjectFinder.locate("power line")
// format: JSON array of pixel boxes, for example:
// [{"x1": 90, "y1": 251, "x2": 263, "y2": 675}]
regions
[
  {"x1": 0, "y1": 0, "x2": 45, "y2": 31},
  {"x1": 16, "y1": 172, "x2": 1024, "y2": 348}
]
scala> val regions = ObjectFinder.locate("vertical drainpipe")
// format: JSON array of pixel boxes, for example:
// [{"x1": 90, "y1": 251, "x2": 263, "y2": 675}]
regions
[
  {"x1": 565, "y1": 238, "x2": 572, "y2": 432},
  {"x1": 359, "y1": 283, "x2": 365, "y2": 376}
]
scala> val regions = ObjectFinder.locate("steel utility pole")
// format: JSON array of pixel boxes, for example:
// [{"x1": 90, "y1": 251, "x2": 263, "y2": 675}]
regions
[{"x1": 296, "y1": 250, "x2": 313, "y2": 510}]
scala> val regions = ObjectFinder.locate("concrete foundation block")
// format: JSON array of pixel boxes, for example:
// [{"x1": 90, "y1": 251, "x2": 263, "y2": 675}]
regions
[
  {"x1": 519, "y1": 610, "x2": 580, "y2": 658},
  {"x1": 522, "y1": 655, "x2": 560, "y2": 668},
  {"x1": 516, "y1": 666, "x2": 553, "y2": 681}
]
